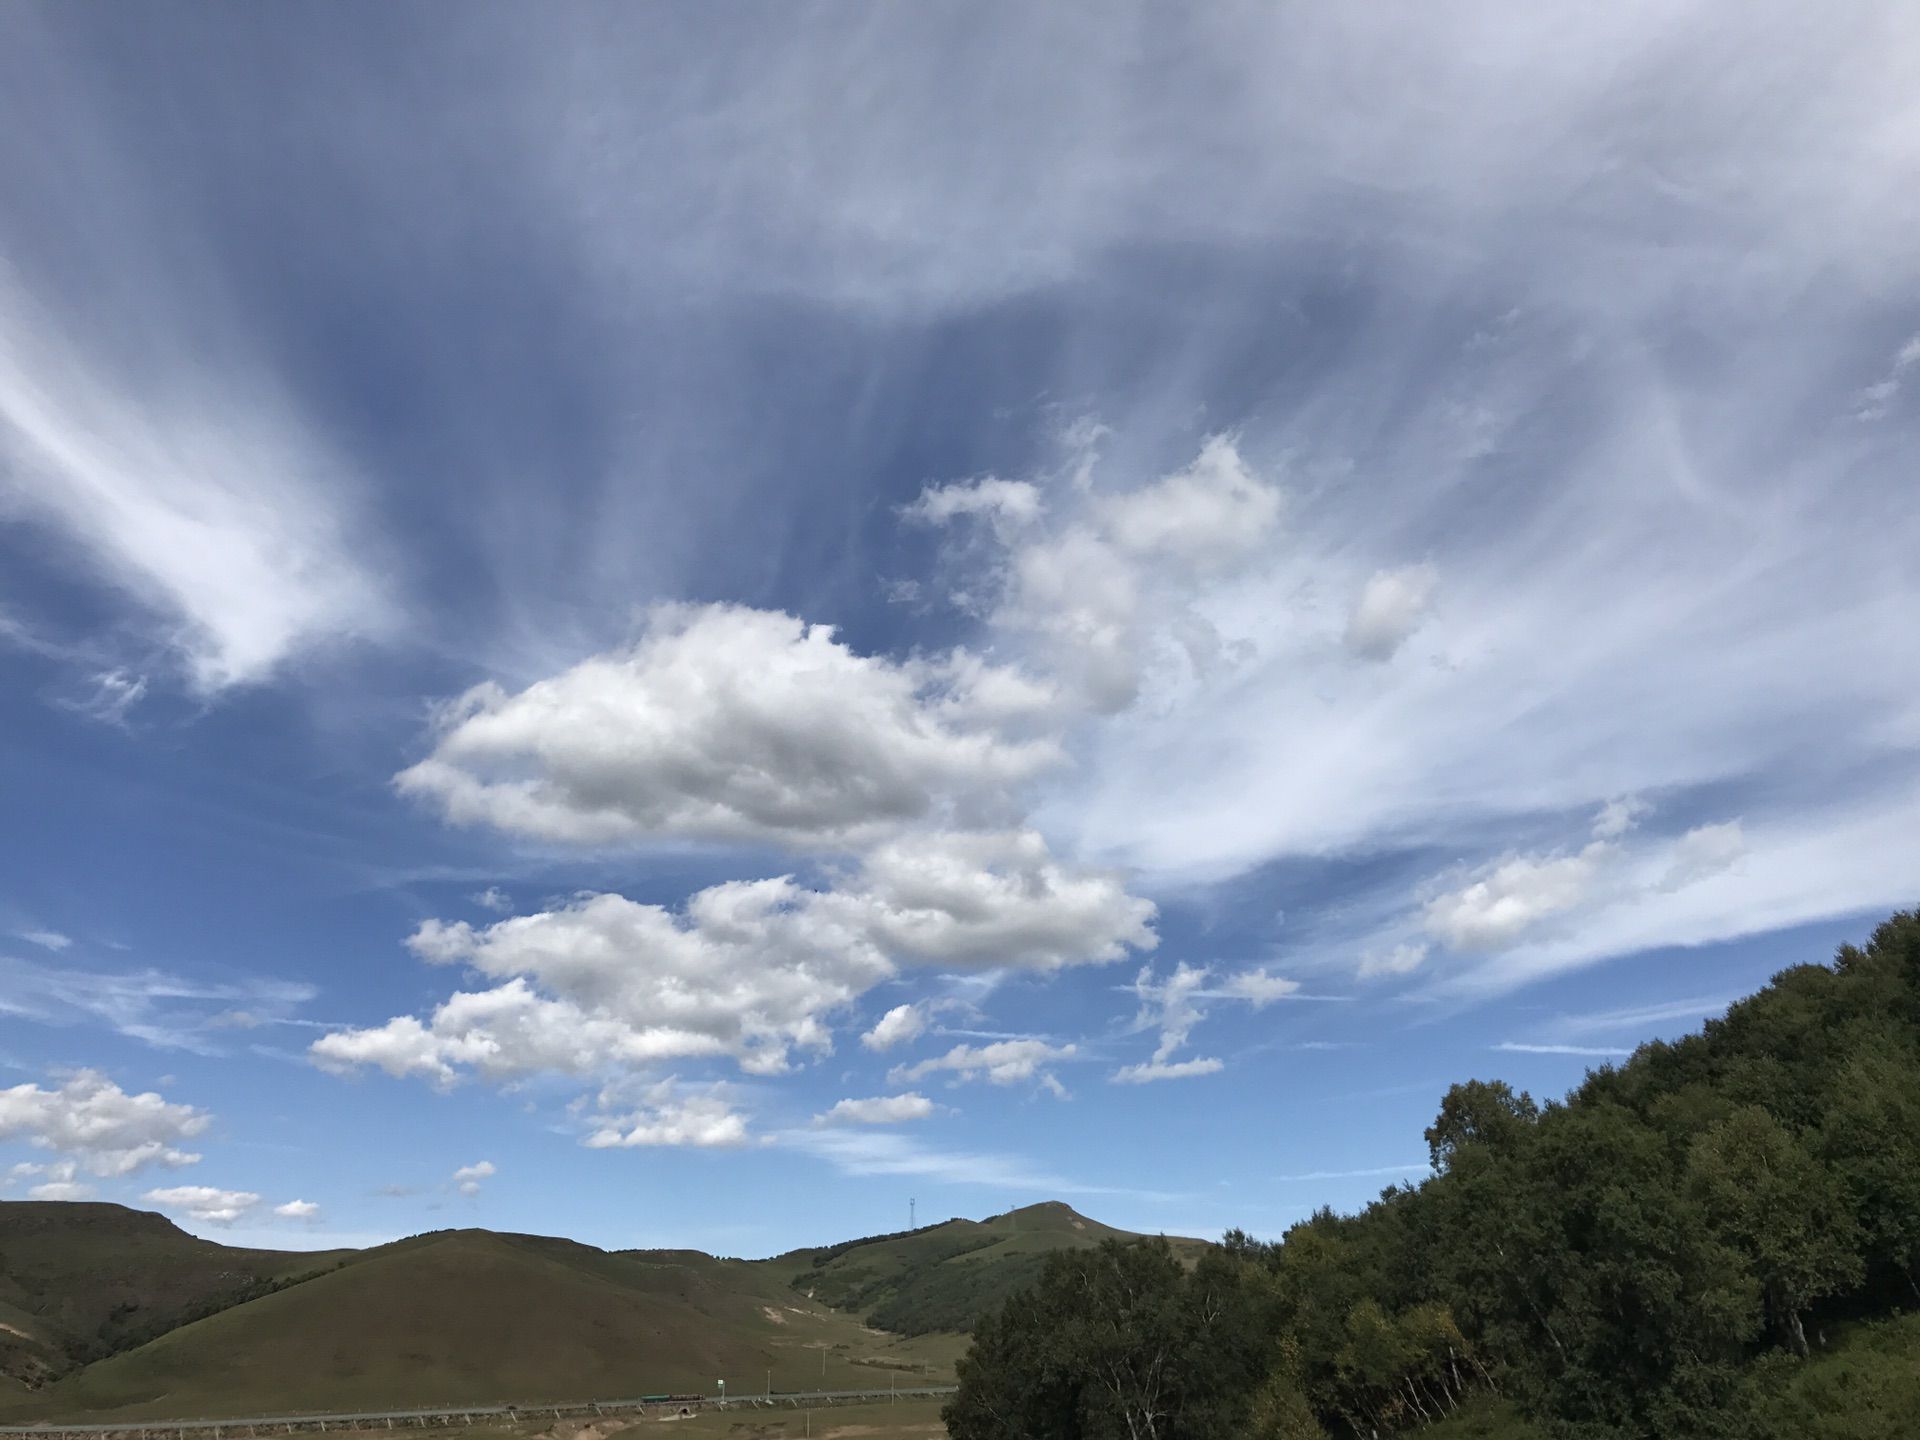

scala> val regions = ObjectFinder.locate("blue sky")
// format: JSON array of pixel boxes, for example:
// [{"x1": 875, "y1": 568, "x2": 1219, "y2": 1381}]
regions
[{"x1": 2, "y1": 3, "x2": 1916, "y2": 1255}]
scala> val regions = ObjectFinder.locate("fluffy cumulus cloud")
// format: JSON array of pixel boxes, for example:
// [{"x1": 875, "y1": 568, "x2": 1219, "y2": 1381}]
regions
[
  {"x1": 0, "y1": 1070, "x2": 208, "y2": 1177},
  {"x1": 582, "y1": 1082, "x2": 749, "y2": 1149},
  {"x1": 142, "y1": 1185, "x2": 261, "y2": 1227},
  {"x1": 1424, "y1": 845, "x2": 1609, "y2": 952},
  {"x1": 274, "y1": 1198, "x2": 321, "y2": 1221},
  {"x1": 890, "y1": 1039, "x2": 1076, "y2": 1094},
  {"x1": 315, "y1": 829, "x2": 1150, "y2": 1085},
  {"x1": 915, "y1": 435, "x2": 1286, "y2": 711},
  {"x1": 396, "y1": 604, "x2": 1059, "y2": 849},
  {"x1": 815, "y1": 1093, "x2": 935, "y2": 1125},
  {"x1": 452, "y1": 1160, "x2": 495, "y2": 1195},
  {"x1": 862, "y1": 1003, "x2": 928, "y2": 1052}
]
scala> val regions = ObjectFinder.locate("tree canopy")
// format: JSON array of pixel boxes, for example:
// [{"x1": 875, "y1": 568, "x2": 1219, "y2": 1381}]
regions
[{"x1": 947, "y1": 909, "x2": 1920, "y2": 1440}]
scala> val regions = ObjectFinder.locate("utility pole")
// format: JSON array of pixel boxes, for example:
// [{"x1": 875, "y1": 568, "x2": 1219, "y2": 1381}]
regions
[{"x1": 909, "y1": 1196, "x2": 915, "y2": 1228}]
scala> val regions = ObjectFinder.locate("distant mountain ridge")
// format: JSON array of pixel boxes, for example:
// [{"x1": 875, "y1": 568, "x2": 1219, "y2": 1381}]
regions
[{"x1": 0, "y1": 1198, "x2": 1196, "y2": 1420}]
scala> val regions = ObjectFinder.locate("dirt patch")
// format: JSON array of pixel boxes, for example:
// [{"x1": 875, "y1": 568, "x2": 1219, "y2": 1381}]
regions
[{"x1": 761, "y1": 1305, "x2": 789, "y2": 1324}]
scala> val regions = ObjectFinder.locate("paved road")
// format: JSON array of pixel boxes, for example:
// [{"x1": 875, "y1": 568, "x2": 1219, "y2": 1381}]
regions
[{"x1": 0, "y1": 1386, "x2": 959, "y2": 1438}]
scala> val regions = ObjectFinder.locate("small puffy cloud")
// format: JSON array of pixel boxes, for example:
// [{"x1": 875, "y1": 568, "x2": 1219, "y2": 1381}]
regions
[
  {"x1": 890, "y1": 1038, "x2": 1076, "y2": 1091},
  {"x1": 143, "y1": 1185, "x2": 261, "y2": 1227},
  {"x1": 470, "y1": 887, "x2": 514, "y2": 913},
  {"x1": 1094, "y1": 436, "x2": 1281, "y2": 567},
  {"x1": 816, "y1": 1093, "x2": 935, "y2": 1125},
  {"x1": 18, "y1": 930, "x2": 71, "y2": 952},
  {"x1": 274, "y1": 1198, "x2": 321, "y2": 1221},
  {"x1": 903, "y1": 477, "x2": 1044, "y2": 530},
  {"x1": 1659, "y1": 820, "x2": 1747, "y2": 893},
  {"x1": 1214, "y1": 968, "x2": 1301, "y2": 1006},
  {"x1": 1344, "y1": 564, "x2": 1438, "y2": 661},
  {"x1": 0, "y1": 1070, "x2": 208, "y2": 1177},
  {"x1": 395, "y1": 604, "x2": 1059, "y2": 849},
  {"x1": 1592, "y1": 796, "x2": 1651, "y2": 840},
  {"x1": 1424, "y1": 844, "x2": 1606, "y2": 951},
  {"x1": 862, "y1": 1003, "x2": 928, "y2": 1052},
  {"x1": 17, "y1": 1160, "x2": 96, "y2": 1201},
  {"x1": 452, "y1": 1160, "x2": 496, "y2": 1195},
  {"x1": 1111, "y1": 1057, "x2": 1224, "y2": 1084},
  {"x1": 582, "y1": 1083, "x2": 749, "y2": 1149}
]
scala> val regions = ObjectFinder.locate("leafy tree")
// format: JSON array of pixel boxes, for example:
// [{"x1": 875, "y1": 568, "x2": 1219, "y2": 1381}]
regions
[{"x1": 1687, "y1": 1106, "x2": 1862, "y2": 1357}]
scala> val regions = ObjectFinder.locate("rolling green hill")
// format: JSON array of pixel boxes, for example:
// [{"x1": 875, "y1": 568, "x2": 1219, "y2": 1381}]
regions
[
  {"x1": 0, "y1": 1202, "x2": 348, "y2": 1392},
  {"x1": 780, "y1": 1201, "x2": 1205, "y2": 1335},
  {"x1": 0, "y1": 1201, "x2": 1135, "y2": 1422}
]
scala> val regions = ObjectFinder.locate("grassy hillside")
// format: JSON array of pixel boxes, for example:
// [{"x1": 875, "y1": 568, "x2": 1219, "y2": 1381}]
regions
[
  {"x1": 0, "y1": 1227, "x2": 959, "y2": 1421},
  {"x1": 0, "y1": 1202, "x2": 347, "y2": 1388},
  {"x1": 782, "y1": 1202, "x2": 1203, "y2": 1335}
]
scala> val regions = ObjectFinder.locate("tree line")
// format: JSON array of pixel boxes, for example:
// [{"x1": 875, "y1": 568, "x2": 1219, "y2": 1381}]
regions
[{"x1": 944, "y1": 909, "x2": 1920, "y2": 1439}]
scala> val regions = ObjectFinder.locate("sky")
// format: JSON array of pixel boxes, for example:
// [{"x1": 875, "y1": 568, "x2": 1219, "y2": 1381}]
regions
[{"x1": 1, "y1": 2, "x2": 1916, "y2": 1257}]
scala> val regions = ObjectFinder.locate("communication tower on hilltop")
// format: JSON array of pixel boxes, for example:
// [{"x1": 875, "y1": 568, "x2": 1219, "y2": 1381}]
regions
[{"x1": 910, "y1": 1196, "x2": 916, "y2": 1227}]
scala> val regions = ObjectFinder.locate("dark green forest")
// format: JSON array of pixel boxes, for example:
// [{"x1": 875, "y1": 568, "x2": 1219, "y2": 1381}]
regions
[{"x1": 945, "y1": 910, "x2": 1920, "y2": 1440}]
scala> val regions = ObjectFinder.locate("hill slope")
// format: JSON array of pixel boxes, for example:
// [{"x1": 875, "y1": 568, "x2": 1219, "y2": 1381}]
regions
[
  {"x1": 0, "y1": 1198, "x2": 1192, "y2": 1421},
  {"x1": 781, "y1": 1201, "x2": 1204, "y2": 1335},
  {"x1": 0, "y1": 1226, "x2": 957, "y2": 1421},
  {"x1": 0, "y1": 1202, "x2": 346, "y2": 1391}
]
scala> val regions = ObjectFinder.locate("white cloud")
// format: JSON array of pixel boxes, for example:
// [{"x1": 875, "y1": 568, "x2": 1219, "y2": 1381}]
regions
[
  {"x1": 1854, "y1": 332, "x2": 1920, "y2": 420},
  {"x1": 816, "y1": 1093, "x2": 935, "y2": 1125},
  {"x1": 1111, "y1": 1057, "x2": 1224, "y2": 1085},
  {"x1": 0, "y1": 959, "x2": 319, "y2": 1054},
  {"x1": 315, "y1": 830, "x2": 1150, "y2": 1086},
  {"x1": 1424, "y1": 844, "x2": 1609, "y2": 952},
  {"x1": 0, "y1": 284, "x2": 386, "y2": 691},
  {"x1": 395, "y1": 604, "x2": 1060, "y2": 849},
  {"x1": 1493, "y1": 1042, "x2": 1632, "y2": 1057},
  {"x1": 903, "y1": 477, "x2": 1043, "y2": 531},
  {"x1": 274, "y1": 1198, "x2": 321, "y2": 1221},
  {"x1": 18, "y1": 930, "x2": 71, "y2": 952},
  {"x1": 0, "y1": 1070, "x2": 207, "y2": 1176},
  {"x1": 1110, "y1": 961, "x2": 1303, "y2": 1080},
  {"x1": 1592, "y1": 797, "x2": 1651, "y2": 841},
  {"x1": 1344, "y1": 565, "x2": 1438, "y2": 661},
  {"x1": 470, "y1": 887, "x2": 514, "y2": 914},
  {"x1": 890, "y1": 1038, "x2": 1076, "y2": 1092},
  {"x1": 16, "y1": 1160, "x2": 96, "y2": 1201},
  {"x1": 452, "y1": 1160, "x2": 495, "y2": 1195},
  {"x1": 1357, "y1": 943, "x2": 1429, "y2": 980},
  {"x1": 861, "y1": 1003, "x2": 928, "y2": 1052},
  {"x1": 582, "y1": 1083, "x2": 748, "y2": 1149},
  {"x1": 143, "y1": 1185, "x2": 262, "y2": 1227},
  {"x1": 1658, "y1": 820, "x2": 1747, "y2": 893},
  {"x1": 913, "y1": 435, "x2": 1285, "y2": 713},
  {"x1": 1214, "y1": 968, "x2": 1302, "y2": 1006},
  {"x1": 29, "y1": 1182, "x2": 96, "y2": 1201}
]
